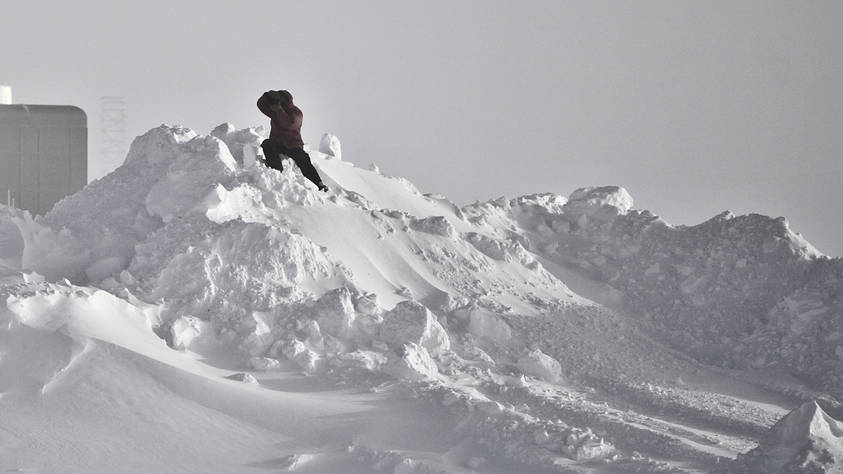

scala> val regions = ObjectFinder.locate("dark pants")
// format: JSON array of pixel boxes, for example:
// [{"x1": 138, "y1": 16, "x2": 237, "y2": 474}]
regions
[{"x1": 260, "y1": 139, "x2": 323, "y2": 187}]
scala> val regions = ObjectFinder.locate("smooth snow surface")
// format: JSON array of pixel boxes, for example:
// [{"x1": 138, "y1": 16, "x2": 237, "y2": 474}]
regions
[{"x1": 1, "y1": 124, "x2": 841, "y2": 473}]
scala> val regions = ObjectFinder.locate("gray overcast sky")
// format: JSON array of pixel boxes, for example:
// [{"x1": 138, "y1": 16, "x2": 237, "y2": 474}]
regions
[{"x1": 2, "y1": 0, "x2": 842, "y2": 255}]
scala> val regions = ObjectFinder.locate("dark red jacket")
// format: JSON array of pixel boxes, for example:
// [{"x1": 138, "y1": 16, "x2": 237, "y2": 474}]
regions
[{"x1": 257, "y1": 91, "x2": 304, "y2": 148}]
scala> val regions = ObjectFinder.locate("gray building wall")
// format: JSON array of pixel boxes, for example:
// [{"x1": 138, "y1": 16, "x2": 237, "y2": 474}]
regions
[{"x1": 0, "y1": 105, "x2": 87, "y2": 215}]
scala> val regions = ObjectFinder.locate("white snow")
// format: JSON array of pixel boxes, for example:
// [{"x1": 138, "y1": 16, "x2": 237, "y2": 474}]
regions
[
  {"x1": 566, "y1": 185, "x2": 634, "y2": 217},
  {"x1": 0, "y1": 123, "x2": 840, "y2": 473},
  {"x1": 735, "y1": 400, "x2": 843, "y2": 473},
  {"x1": 516, "y1": 348, "x2": 563, "y2": 383},
  {"x1": 319, "y1": 132, "x2": 342, "y2": 160}
]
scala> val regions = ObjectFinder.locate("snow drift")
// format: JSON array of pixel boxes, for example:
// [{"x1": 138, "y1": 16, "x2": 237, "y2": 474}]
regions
[{"x1": 1, "y1": 123, "x2": 841, "y2": 473}]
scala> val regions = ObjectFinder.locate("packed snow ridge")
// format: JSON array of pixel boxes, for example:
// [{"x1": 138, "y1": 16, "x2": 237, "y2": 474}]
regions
[{"x1": 0, "y1": 123, "x2": 841, "y2": 473}]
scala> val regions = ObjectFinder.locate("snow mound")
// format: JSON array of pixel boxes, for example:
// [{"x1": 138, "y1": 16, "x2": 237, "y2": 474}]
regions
[
  {"x1": 516, "y1": 348, "x2": 563, "y2": 383},
  {"x1": 462, "y1": 185, "x2": 843, "y2": 394},
  {"x1": 565, "y1": 185, "x2": 634, "y2": 217},
  {"x1": 3, "y1": 121, "x2": 842, "y2": 473},
  {"x1": 734, "y1": 400, "x2": 843, "y2": 473},
  {"x1": 379, "y1": 301, "x2": 450, "y2": 357},
  {"x1": 210, "y1": 122, "x2": 263, "y2": 166},
  {"x1": 318, "y1": 132, "x2": 342, "y2": 159}
]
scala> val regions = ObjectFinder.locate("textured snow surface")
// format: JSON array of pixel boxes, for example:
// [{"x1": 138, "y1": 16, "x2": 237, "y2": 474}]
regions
[
  {"x1": 0, "y1": 124, "x2": 841, "y2": 473},
  {"x1": 733, "y1": 400, "x2": 843, "y2": 473}
]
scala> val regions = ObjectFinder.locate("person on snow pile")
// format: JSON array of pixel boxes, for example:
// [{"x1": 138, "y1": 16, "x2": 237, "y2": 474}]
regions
[{"x1": 257, "y1": 90, "x2": 328, "y2": 192}]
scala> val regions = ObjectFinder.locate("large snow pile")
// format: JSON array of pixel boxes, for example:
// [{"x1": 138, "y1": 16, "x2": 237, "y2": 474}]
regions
[
  {"x1": 462, "y1": 187, "x2": 843, "y2": 395},
  {"x1": 1, "y1": 123, "x2": 841, "y2": 473}
]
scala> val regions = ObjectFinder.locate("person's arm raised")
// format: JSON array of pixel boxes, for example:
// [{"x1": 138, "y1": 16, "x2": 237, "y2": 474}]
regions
[{"x1": 256, "y1": 91, "x2": 276, "y2": 118}]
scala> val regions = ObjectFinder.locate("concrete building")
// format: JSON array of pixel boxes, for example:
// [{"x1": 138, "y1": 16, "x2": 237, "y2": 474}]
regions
[{"x1": 0, "y1": 87, "x2": 87, "y2": 215}]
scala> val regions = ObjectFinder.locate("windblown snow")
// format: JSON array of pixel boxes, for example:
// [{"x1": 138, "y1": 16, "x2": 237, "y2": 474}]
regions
[{"x1": 1, "y1": 124, "x2": 841, "y2": 473}]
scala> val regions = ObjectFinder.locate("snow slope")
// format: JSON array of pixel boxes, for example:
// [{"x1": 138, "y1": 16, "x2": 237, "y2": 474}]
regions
[{"x1": 0, "y1": 123, "x2": 841, "y2": 473}]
